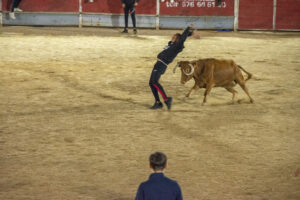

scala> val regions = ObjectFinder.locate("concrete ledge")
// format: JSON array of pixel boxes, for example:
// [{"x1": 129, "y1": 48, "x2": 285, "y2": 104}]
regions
[
  {"x1": 2, "y1": 12, "x2": 78, "y2": 26},
  {"x1": 159, "y1": 16, "x2": 234, "y2": 29},
  {"x1": 82, "y1": 14, "x2": 156, "y2": 28},
  {"x1": 2, "y1": 12, "x2": 235, "y2": 29}
]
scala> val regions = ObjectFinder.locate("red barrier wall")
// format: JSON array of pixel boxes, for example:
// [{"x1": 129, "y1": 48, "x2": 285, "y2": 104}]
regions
[
  {"x1": 2, "y1": 0, "x2": 300, "y2": 30},
  {"x1": 238, "y1": 0, "x2": 274, "y2": 30},
  {"x1": 276, "y1": 0, "x2": 300, "y2": 30},
  {"x1": 2, "y1": 0, "x2": 79, "y2": 12},
  {"x1": 160, "y1": 0, "x2": 234, "y2": 16},
  {"x1": 82, "y1": 0, "x2": 156, "y2": 15}
]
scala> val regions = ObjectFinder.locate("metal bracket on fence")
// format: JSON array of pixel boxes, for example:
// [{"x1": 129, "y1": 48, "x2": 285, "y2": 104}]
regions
[
  {"x1": 79, "y1": 0, "x2": 82, "y2": 28},
  {"x1": 0, "y1": 0, "x2": 3, "y2": 27},
  {"x1": 273, "y1": 0, "x2": 277, "y2": 30},
  {"x1": 234, "y1": 0, "x2": 239, "y2": 31},
  {"x1": 156, "y1": 0, "x2": 160, "y2": 30}
]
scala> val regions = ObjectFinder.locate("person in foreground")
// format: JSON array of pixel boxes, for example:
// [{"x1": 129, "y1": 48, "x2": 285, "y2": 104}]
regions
[
  {"x1": 149, "y1": 24, "x2": 198, "y2": 110},
  {"x1": 135, "y1": 152, "x2": 183, "y2": 200}
]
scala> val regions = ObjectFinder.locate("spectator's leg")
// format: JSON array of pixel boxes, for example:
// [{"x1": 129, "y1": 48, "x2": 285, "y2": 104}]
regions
[
  {"x1": 16, "y1": 0, "x2": 22, "y2": 8},
  {"x1": 130, "y1": 4, "x2": 136, "y2": 29},
  {"x1": 124, "y1": 5, "x2": 129, "y2": 29},
  {"x1": 11, "y1": 0, "x2": 17, "y2": 12},
  {"x1": 11, "y1": 0, "x2": 23, "y2": 12},
  {"x1": 10, "y1": 0, "x2": 19, "y2": 19}
]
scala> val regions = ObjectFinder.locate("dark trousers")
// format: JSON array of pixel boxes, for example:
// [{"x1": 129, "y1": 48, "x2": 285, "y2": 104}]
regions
[
  {"x1": 149, "y1": 61, "x2": 168, "y2": 102},
  {"x1": 124, "y1": 3, "x2": 136, "y2": 28},
  {"x1": 11, "y1": 0, "x2": 22, "y2": 12}
]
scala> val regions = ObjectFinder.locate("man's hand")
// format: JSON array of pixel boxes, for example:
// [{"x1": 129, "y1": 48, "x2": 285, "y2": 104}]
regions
[
  {"x1": 122, "y1": 3, "x2": 126, "y2": 8},
  {"x1": 135, "y1": 2, "x2": 138, "y2": 6},
  {"x1": 189, "y1": 24, "x2": 195, "y2": 29}
]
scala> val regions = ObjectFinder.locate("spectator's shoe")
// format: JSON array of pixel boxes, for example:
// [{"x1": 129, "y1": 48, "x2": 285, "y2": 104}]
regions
[
  {"x1": 9, "y1": 12, "x2": 16, "y2": 20},
  {"x1": 150, "y1": 102, "x2": 163, "y2": 110},
  {"x1": 122, "y1": 29, "x2": 128, "y2": 34},
  {"x1": 133, "y1": 28, "x2": 137, "y2": 34},
  {"x1": 14, "y1": 8, "x2": 23, "y2": 12},
  {"x1": 165, "y1": 97, "x2": 173, "y2": 110}
]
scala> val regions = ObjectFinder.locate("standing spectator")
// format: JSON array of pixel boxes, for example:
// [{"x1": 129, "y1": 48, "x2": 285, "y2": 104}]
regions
[
  {"x1": 135, "y1": 152, "x2": 183, "y2": 200},
  {"x1": 121, "y1": 0, "x2": 139, "y2": 34},
  {"x1": 9, "y1": 0, "x2": 24, "y2": 19}
]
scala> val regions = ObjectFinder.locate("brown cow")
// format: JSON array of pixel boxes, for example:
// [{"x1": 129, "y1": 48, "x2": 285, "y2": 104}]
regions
[{"x1": 173, "y1": 58, "x2": 254, "y2": 105}]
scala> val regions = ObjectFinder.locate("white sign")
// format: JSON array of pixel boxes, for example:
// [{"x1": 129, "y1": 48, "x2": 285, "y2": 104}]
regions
[{"x1": 165, "y1": 0, "x2": 227, "y2": 8}]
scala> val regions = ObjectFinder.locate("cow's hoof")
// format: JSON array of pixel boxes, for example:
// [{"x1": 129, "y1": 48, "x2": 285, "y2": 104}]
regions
[
  {"x1": 250, "y1": 99, "x2": 255, "y2": 104},
  {"x1": 202, "y1": 102, "x2": 206, "y2": 106}
]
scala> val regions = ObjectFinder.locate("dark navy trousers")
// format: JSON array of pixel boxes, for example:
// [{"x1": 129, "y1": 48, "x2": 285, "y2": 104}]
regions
[
  {"x1": 149, "y1": 61, "x2": 168, "y2": 102},
  {"x1": 11, "y1": 0, "x2": 22, "y2": 12},
  {"x1": 124, "y1": 3, "x2": 136, "y2": 28}
]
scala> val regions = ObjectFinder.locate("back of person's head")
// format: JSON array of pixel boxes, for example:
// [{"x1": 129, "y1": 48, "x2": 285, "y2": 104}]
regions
[
  {"x1": 149, "y1": 152, "x2": 167, "y2": 171},
  {"x1": 175, "y1": 33, "x2": 181, "y2": 43},
  {"x1": 172, "y1": 33, "x2": 181, "y2": 43}
]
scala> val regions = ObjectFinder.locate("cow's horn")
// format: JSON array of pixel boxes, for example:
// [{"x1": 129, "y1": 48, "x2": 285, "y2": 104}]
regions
[
  {"x1": 183, "y1": 64, "x2": 194, "y2": 76},
  {"x1": 173, "y1": 63, "x2": 179, "y2": 73}
]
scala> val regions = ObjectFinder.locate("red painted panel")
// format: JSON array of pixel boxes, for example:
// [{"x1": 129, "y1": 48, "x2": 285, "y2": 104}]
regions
[
  {"x1": 239, "y1": 0, "x2": 273, "y2": 30},
  {"x1": 82, "y1": 0, "x2": 156, "y2": 15},
  {"x1": 276, "y1": 0, "x2": 300, "y2": 30},
  {"x1": 160, "y1": 0, "x2": 234, "y2": 16},
  {"x1": 2, "y1": 0, "x2": 79, "y2": 12}
]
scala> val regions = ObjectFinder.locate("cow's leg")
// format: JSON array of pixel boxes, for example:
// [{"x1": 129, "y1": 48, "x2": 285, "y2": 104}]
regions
[
  {"x1": 202, "y1": 83, "x2": 214, "y2": 105},
  {"x1": 186, "y1": 84, "x2": 198, "y2": 97},
  {"x1": 237, "y1": 80, "x2": 254, "y2": 103},
  {"x1": 225, "y1": 87, "x2": 237, "y2": 102}
]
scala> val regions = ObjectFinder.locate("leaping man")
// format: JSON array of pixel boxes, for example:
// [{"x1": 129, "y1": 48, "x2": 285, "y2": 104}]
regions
[{"x1": 149, "y1": 24, "x2": 199, "y2": 110}]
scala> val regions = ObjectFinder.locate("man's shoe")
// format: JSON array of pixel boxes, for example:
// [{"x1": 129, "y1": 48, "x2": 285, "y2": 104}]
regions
[
  {"x1": 133, "y1": 28, "x2": 137, "y2": 34},
  {"x1": 150, "y1": 102, "x2": 163, "y2": 110},
  {"x1": 14, "y1": 8, "x2": 23, "y2": 12},
  {"x1": 9, "y1": 12, "x2": 16, "y2": 20},
  {"x1": 165, "y1": 97, "x2": 173, "y2": 110},
  {"x1": 122, "y1": 29, "x2": 128, "y2": 33}
]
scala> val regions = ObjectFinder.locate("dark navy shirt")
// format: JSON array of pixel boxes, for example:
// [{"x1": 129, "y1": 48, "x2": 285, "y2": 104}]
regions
[
  {"x1": 135, "y1": 173, "x2": 183, "y2": 200},
  {"x1": 157, "y1": 27, "x2": 193, "y2": 65}
]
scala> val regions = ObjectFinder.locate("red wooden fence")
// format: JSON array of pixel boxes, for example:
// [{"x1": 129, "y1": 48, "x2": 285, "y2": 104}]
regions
[
  {"x1": 1, "y1": 0, "x2": 300, "y2": 30},
  {"x1": 276, "y1": 0, "x2": 300, "y2": 30},
  {"x1": 160, "y1": 0, "x2": 234, "y2": 16}
]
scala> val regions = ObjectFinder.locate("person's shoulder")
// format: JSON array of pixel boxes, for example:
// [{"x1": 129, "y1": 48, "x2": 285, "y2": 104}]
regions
[
  {"x1": 139, "y1": 180, "x2": 148, "y2": 187},
  {"x1": 163, "y1": 176, "x2": 180, "y2": 187},
  {"x1": 139, "y1": 178, "x2": 153, "y2": 188}
]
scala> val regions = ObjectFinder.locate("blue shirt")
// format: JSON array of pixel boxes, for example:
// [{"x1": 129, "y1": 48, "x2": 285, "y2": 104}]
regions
[{"x1": 135, "y1": 173, "x2": 183, "y2": 200}]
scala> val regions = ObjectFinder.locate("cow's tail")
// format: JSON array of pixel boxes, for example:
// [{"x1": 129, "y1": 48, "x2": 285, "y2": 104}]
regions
[{"x1": 238, "y1": 65, "x2": 252, "y2": 81}]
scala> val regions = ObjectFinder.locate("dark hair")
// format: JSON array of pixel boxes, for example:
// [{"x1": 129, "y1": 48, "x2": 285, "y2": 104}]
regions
[
  {"x1": 175, "y1": 33, "x2": 181, "y2": 43},
  {"x1": 149, "y1": 152, "x2": 167, "y2": 171}
]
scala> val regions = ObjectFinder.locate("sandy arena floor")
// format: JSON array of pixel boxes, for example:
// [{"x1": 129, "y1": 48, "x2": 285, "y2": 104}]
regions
[{"x1": 0, "y1": 26, "x2": 300, "y2": 200}]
